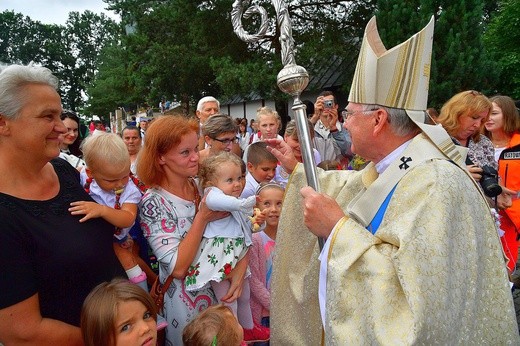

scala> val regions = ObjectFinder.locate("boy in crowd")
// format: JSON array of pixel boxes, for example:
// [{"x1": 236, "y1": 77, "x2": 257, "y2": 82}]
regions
[{"x1": 241, "y1": 142, "x2": 277, "y2": 198}]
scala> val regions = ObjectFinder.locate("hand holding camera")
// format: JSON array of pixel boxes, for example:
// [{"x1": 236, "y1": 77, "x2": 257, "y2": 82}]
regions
[
  {"x1": 467, "y1": 164, "x2": 483, "y2": 181},
  {"x1": 314, "y1": 96, "x2": 325, "y2": 112},
  {"x1": 466, "y1": 158, "x2": 502, "y2": 198},
  {"x1": 315, "y1": 96, "x2": 334, "y2": 112},
  {"x1": 326, "y1": 107, "x2": 339, "y2": 131},
  {"x1": 323, "y1": 100, "x2": 334, "y2": 108},
  {"x1": 315, "y1": 97, "x2": 338, "y2": 129}
]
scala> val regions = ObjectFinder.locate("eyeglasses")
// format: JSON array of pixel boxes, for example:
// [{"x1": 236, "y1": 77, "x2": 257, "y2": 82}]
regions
[
  {"x1": 212, "y1": 137, "x2": 236, "y2": 145},
  {"x1": 343, "y1": 108, "x2": 379, "y2": 120}
]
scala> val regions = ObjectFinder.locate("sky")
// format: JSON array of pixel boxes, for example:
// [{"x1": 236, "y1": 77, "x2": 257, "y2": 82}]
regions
[{"x1": 2, "y1": 0, "x2": 120, "y2": 25}]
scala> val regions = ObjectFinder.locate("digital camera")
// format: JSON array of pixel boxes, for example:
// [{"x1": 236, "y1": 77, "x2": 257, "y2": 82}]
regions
[
  {"x1": 480, "y1": 165, "x2": 502, "y2": 198},
  {"x1": 324, "y1": 100, "x2": 334, "y2": 108},
  {"x1": 466, "y1": 157, "x2": 502, "y2": 198}
]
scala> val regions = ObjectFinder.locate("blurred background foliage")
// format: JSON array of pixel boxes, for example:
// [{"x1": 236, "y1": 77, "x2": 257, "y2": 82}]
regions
[{"x1": 1, "y1": 0, "x2": 518, "y2": 121}]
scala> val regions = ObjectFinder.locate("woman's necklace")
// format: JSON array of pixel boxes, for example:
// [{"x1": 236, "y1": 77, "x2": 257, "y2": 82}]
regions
[{"x1": 493, "y1": 137, "x2": 510, "y2": 148}]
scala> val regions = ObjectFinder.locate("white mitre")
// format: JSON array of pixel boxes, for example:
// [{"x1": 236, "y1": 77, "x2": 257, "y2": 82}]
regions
[
  {"x1": 349, "y1": 16, "x2": 465, "y2": 166},
  {"x1": 349, "y1": 16, "x2": 433, "y2": 110}
]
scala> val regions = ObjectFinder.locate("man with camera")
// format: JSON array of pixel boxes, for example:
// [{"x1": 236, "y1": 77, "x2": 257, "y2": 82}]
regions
[{"x1": 310, "y1": 91, "x2": 353, "y2": 162}]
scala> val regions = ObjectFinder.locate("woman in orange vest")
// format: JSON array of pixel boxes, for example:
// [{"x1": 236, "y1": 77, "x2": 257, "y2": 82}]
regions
[{"x1": 484, "y1": 95, "x2": 520, "y2": 273}]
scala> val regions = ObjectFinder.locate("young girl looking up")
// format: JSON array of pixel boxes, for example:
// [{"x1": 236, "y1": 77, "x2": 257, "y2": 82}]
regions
[
  {"x1": 185, "y1": 151, "x2": 269, "y2": 343},
  {"x1": 69, "y1": 133, "x2": 147, "y2": 291},
  {"x1": 81, "y1": 278, "x2": 157, "y2": 346},
  {"x1": 249, "y1": 182, "x2": 284, "y2": 329}
]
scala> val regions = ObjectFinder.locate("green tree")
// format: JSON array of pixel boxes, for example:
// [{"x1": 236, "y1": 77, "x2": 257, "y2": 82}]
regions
[
  {"x1": 375, "y1": 0, "x2": 498, "y2": 109},
  {"x1": 100, "y1": 0, "x2": 376, "y2": 118},
  {"x1": 61, "y1": 11, "x2": 120, "y2": 111},
  {"x1": 86, "y1": 43, "x2": 138, "y2": 118},
  {"x1": 0, "y1": 11, "x2": 36, "y2": 63},
  {"x1": 103, "y1": 0, "x2": 255, "y2": 113},
  {"x1": 484, "y1": 0, "x2": 520, "y2": 99},
  {"x1": 0, "y1": 11, "x2": 65, "y2": 66},
  {"x1": 0, "y1": 10, "x2": 119, "y2": 112}
]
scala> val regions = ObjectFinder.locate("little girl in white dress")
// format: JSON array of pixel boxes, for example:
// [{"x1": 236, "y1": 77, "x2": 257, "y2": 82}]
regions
[{"x1": 185, "y1": 151, "x2": 269, "y2": 342}]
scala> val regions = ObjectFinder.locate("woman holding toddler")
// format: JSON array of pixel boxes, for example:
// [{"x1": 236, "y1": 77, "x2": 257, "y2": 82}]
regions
[{"x1": 137, "y1": 115, "x2": 248, "y2": 345}]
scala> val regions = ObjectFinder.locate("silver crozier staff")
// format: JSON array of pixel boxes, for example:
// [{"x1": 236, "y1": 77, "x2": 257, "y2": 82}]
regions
[{"x1": 231, "y1": 0, "x2": 323, "y2": 249}]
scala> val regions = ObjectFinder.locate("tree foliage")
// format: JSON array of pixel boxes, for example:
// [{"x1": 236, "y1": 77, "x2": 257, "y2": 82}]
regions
[
  {"x1": 101, "y1": 0, "x2": 256, "y2": 113},
  {"x1": 61, "y1": 11, "x2": 120, "y2": 111},
  {"x1": 98, "y1": 0, "x2": 375, "y2": 118},
  {"x1": 0, "y1": 11, "x2": 65, "y2": 67},
  {"x1": 375, "y1": 0, "x2": 499, "y2": 109},
  {"x1": 0, "y1": 10, "x2": 119, "y2": 114},
  {"x1": 3, "y1": 1, "x2": 517, "y2": 119},
  {"x1": 86, "y1": 43, "x2": 137, "y2": 117},
  {"x1": 483, "y1": 0, "x2": 520, "y2": 99}
]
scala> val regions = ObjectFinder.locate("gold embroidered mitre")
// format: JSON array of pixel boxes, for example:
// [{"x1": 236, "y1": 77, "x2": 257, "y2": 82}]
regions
[
  {"x1": 348, "y1": 16, "x2": 465, "y2": 166},
  {"x1": 349, "y1": 16, "x2": 434, "y2": 110}
]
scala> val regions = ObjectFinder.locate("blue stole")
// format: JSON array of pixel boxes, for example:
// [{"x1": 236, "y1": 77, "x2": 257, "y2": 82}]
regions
[{"x1": 367, "y1": 186, "x2": 397, "y2": 234}]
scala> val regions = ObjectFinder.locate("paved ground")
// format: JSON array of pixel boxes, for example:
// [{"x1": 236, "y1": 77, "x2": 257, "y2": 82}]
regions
[
  {"x1": 512, "y1": 267, "x2": 520, "y2": 332},
  {"x1": 514, "y1": 287, "x2": 520, "y2": 331}
]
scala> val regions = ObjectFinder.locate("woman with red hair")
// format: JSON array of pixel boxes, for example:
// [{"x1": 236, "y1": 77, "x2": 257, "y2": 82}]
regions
[{"x1": 137, "y1": 115, "x2": 247, "y2": 345}]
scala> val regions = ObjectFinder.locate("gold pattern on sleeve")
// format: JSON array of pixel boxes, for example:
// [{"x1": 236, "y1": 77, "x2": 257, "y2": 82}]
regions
[{"x1": 328, "y1": 216, "x2": 349, "y2": 261}]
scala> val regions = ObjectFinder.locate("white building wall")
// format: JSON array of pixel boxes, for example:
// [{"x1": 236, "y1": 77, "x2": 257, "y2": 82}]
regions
[
  {"x1": 224, "y1": 90, "x2": 347, "y2": 122},
  {"x1": 300, "y1": 91, "x2": 321, "y2": 106},
  {"x1": 224, "y1": 100, "x2": 276, "y2": 122}
]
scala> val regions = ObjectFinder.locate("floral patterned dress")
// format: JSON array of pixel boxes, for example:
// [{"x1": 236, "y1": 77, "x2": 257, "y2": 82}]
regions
[
  {"x1": 457, "y1": 135, "x2": 497, "y2": 169},
  {"x1": 184, "y1": 187, "x2": 255, "y2": 291},
  {"x1": 139, "y1": 187, "x2": 216, "y2": 346}
]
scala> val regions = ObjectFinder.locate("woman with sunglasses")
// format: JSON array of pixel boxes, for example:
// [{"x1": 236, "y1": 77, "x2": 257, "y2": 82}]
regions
[
  {"x1": 198, "y1": 114, "x2": 240, "y2": 163},
  {"x1": 439, "y1": 91, "x2": 516, "y2": 273}
]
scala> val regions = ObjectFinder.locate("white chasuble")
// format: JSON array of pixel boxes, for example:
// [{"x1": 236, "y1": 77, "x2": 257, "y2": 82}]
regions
[{"x1": 271, "y1": 134, "x2": 519, "y2": 345}]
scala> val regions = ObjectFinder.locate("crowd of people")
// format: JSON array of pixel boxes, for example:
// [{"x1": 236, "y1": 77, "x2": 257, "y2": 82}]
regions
[{"x1": 1, "y1": 13, "x2": 520, "y2": 346}]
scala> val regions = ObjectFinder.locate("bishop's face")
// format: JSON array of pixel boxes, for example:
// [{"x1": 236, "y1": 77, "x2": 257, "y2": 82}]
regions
[{"x1": 343, "y1": 103, "x2": 379, "y2": 161}]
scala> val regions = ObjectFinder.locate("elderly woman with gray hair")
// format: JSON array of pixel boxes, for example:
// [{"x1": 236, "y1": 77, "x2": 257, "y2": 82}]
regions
[
  {"x1": 0, "y1": 64, "x2": 124, "y2": 344},
  {"x1": 198, "y1": 113, "x2": 242, "y2": 162}
]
